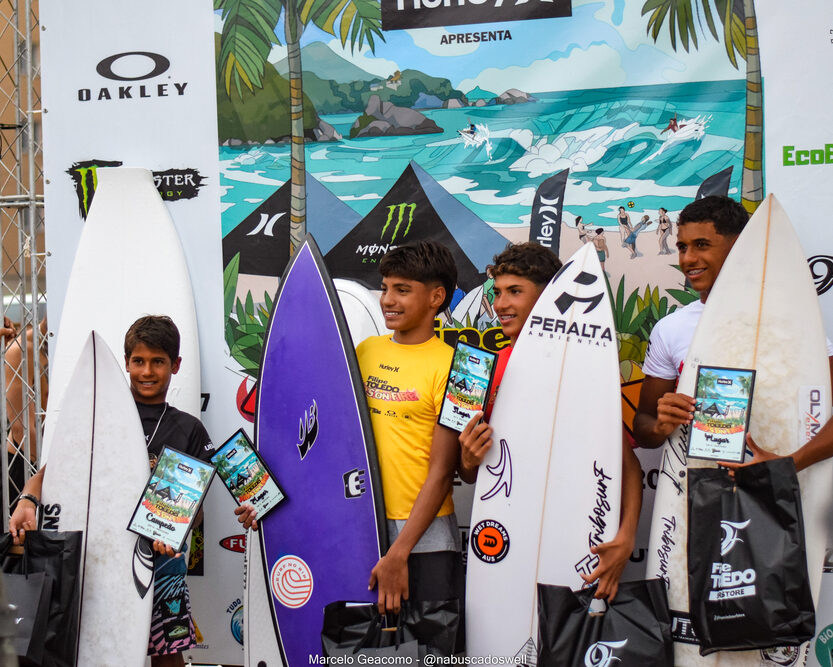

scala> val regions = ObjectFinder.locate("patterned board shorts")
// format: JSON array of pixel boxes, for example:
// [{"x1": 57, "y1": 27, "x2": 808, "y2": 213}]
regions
[{"x1": 147, "y1": 569, "x2": 197, "y2": 656}]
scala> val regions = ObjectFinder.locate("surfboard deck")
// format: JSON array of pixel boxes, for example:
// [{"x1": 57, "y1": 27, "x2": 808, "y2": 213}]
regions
[
  {"x1": 248, "y1": 235, "x2": 386, "y2": 667},
  {"x1": 466, "y1": 242, "x2": 623, "y2": 660},
  {"x1": 645, "y1": 194, "x2": 833, "y2": 666},
  {"x1": 44, "y1": 167, "x2": 200, "y2": 462},
  {"x1": 41, "y1": 332, "x2": 153, "y2": 667},
  {"x1": 334, "y1": 278, "x2": 386, "y2": 346}
]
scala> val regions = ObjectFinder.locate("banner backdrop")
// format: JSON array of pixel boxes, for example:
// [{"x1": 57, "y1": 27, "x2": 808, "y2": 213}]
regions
[
  {"x1": 40, "y1": 1, "x2": 246, "y2": 664},
  {"x1": 41, "y1": 0, "x2": 833, "y2": 664}
]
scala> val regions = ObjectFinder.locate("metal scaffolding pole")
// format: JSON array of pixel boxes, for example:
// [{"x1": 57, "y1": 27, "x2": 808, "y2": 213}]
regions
[{"x1": 0, "y1": 0, "x2": 45, "y2": 529}]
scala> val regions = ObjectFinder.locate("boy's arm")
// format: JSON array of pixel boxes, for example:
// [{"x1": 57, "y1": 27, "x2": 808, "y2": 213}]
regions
[
  {"x1": 632, "y1": 375, "x2": 694, "y2": 448},
  {"x1": 368, "y1": 423, "x2": 458, "y2": 614},
  {"x1": 9, "y1": 465, "x2": 44, "y2": 545},
  {"x1": 580, "y1": 438, "x2": 643, "y2": 600}
]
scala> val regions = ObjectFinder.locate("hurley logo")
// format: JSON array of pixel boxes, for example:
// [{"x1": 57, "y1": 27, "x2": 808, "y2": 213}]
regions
[
  {"x1": 584, "y1": 639, "x2": 627, "y2": 667},
  {"x1": 720, "y1": 519, "x2": 750, "y2": 556}
]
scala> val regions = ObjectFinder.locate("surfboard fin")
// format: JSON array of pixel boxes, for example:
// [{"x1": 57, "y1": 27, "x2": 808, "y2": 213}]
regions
[{"x1": 132, "y1": 536, "x2": 155, "y2": 598}]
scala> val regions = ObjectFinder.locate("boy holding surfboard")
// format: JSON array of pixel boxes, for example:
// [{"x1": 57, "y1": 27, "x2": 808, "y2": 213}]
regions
[
  {"x1": 10, "y1": 315, "x2": 214, "y2": 667},
  {"x1": 635, "y1": 195, "x2": 833, "y2": 469},
  {"x1": 356, "y1": 240, "x2": 462, "y2": 616},
  {"x1": 457, "y1": 242, "x2": 643, "y2": 600}
]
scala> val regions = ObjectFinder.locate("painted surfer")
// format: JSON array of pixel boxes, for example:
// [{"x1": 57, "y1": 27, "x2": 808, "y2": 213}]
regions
[
  {"x1": 10, "y1": 316, "x2": 216, "y2": 667},
  {"x1": 617, "y1": 206, "x2": 632, "y2": 247},
  {"x1": 661, "y1": 113, "x2": 681, "y2": 134},
  {"x1": 656, "y1": 208, "x2": 673, "y2": 255},
  {"x1": 575, "y1": 215, "x2": 589, "y2": 244},
  {"x1": 457, "y1": 242, "x2": 643, "y2": 601},
  {"x1": 592, "y1": 228, "x2": 609, "y2": 274}
]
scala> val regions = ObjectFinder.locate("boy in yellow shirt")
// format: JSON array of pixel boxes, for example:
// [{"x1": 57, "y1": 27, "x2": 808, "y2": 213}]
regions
[{"x1": 356, "y1": 240, "x2": 460, "y2": 616}]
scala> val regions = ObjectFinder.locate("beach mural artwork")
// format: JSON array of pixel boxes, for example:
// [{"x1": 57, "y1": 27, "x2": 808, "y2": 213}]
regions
[{"x1": 216, "y1": 0, "x2": 757, "y2": 570}]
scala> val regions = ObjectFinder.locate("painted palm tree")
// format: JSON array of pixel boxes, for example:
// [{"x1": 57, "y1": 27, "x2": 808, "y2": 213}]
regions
[
  {"x1": 642, "y1": 0, "x2": 762, "y2": 213},
  {"x1": 216, "y1": 0, "x2": 384, "y2": 253}
]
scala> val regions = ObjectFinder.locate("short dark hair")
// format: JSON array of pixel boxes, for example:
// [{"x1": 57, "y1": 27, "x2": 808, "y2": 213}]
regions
[
  {"x1": 380, "y1": 241, "x2": 457, "y2": 312},
  {"x1": 491, "y1": 242, "x2": 562, "y2": 287},
  {"x1": 678, "y1": 196, "x2": 748, "y2": 236},
  {"x1": 124, "y1": 315, "x2": 180, "y2": 362}
]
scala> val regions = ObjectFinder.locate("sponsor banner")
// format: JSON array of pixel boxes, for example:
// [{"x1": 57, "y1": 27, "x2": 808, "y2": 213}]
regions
[
  {"x1": 381, "y1": 0, "x2": 571, "y2": 31},
  {"x1": 40, "y1": 2, "x2": 244, "y2": 664},
  {"x1": 757, "y1": 1, "x2": 833, "y2": 333}
]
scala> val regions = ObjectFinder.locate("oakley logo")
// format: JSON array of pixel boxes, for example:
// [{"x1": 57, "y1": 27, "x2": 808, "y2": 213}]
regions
[
  {"x1": 96, "y1": 51, "x2": 170, "y2": 81},
  {"x1": 720, "y1": 519, "x2": 750, "y2": 556}
]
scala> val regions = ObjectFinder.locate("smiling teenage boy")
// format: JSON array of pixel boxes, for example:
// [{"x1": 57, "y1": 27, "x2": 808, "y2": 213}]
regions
[
  {"x1": 9, "y1": 315, "x2": 214, "y2": 667},
  {"x1": 356, "y1": 241, "x2": 461, "y2": 617},
  {"x1": 457, "y1": 242, "x2": 643, "y2": 600},
  {"x1": 633, "y1": 196, "x2": 750, "y2": 448}
]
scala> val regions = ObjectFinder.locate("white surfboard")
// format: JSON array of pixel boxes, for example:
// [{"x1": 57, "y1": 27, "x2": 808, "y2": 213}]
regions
[
  {"x1": 41, "y1": 332, "x2": 153, "y2": 667},
  {"x1": 466, "y1": 242, "x2": 622, "y2": 661},
  {"x1": 44, "y1": 167, "x2": 200, "y2": 462},
  {"x1": 244, "y1": 528, "x2": 285, "y2": 667},
  {"x1": 335, "y1": 278, "x2": 386, "y2": 346},
  {"x1": 645, "y1": 194, "x2": 833, "y2": 666}
]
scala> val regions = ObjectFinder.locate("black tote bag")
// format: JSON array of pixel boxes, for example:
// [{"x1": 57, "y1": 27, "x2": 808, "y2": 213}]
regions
[
  {"x1": 322, "y1": 598, "x2": 460, "y2": 660},
  {"x1": 687, "y1": 459, "x2": 815, "y2": 655},
  {"x1": 536, "y1": 579, "x2": 673, "y2": 667},
  {"x1": 1, "y1": 531, "x2": 83, "y2": 667}
]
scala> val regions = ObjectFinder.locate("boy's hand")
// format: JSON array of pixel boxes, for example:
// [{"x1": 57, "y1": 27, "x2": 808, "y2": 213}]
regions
[
  {"x1": 460, "y1": 413, "x2": 493, "y2": 472},
  {"x1": 654, "y1": 392, "x2": 695, "y2": 440},
  {"x1": 579, "y1": 533, "x2": 634, "y2": 602},
  {"x1": 152, "y1": 540, "x2": 182, "y2": 558},
  {"x1": 368, "y1": 551, "x2": 409, "y2": 614},
  {"x1": 9, "y1": 498, "x2": 37, "y2": 546},
  {"x1": 720, "y1": 433, "x2": 779, "y2": 477},
  {"x1": 235, "y1": 504, "x2": 258, "y2": 531}
]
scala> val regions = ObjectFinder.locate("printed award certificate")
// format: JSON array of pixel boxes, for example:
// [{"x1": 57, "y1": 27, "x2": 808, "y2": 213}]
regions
[
  {"x1": 211, "y1": 429, "x2": 285, "y2": 519},
  {"x1": 687, "y1": 365, "x2": 756, "y2": 463},
  {"x1": 128, "y1": 447, "x2": 215, "y2": 552},
  {"x1": 438, "y1": 341, "x2": 498, "y2": 432}
]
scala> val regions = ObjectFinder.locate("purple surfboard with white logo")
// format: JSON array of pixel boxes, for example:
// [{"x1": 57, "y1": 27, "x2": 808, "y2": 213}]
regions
[{"x1": 250, "y1": 236, "x2": 387, "y2": 667}]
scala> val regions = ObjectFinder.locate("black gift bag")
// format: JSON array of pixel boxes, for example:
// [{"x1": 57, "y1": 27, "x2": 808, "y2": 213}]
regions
[
  {"x1": 321, "y1": 598, "x2": 460, "y2": 660},
  {"x1": 536, "y1": 579, "x2": 673, "y2": 667},
  {"x1": 0, "y1": 531, "x2": 83, "y2": 667},
  {"x1": 4, "y1": 570, "x2": 53, "y2": 665},
  {"x1": 687, "y1": 459, "x2": 815, "y2": 655}
]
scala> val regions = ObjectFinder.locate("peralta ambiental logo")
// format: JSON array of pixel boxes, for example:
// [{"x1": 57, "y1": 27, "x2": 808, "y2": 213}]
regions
[
  {"x1": 78, "y1": 51, "x2": 188, "y2": 103},
  {"x1": 527, "y1": 266, "x2": 612, "y2": 345},
  {"x1": 356, "y1": 202, "x2": 416, "y2": 262},
  {"x1": 66, "y1": 160, "x2": 206, "y2": 218},
  {"x1": 381, "y1": 0, "x2": 571, "y2": 31}
]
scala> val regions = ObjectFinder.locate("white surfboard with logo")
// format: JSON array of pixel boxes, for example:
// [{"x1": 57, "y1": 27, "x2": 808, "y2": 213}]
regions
[
  {"x1": 466, "y1": 242, "x2": 622, "y2": 661},
  {"x1": 43, "y1": 167, "x2": 200, "y2": 462},
  {"x1": 645, "y1": 194, "x2": 833, "y2": 666},
  {"x1": 41, "y1": 332, "x2": 153, "y2": 667}
]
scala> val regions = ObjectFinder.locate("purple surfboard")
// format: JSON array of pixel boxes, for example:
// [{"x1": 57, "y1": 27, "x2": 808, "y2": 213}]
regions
[{"x1": 254, "y1": 236, "x2": 387, "y2": 667}]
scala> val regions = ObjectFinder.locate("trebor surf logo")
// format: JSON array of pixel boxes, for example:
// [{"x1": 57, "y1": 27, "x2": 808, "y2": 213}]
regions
[{"x1": 584, "y1": 639, "x2": 627, "y2": 667}]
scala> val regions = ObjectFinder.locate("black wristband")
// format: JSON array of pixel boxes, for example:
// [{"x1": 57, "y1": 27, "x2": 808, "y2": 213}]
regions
[{"x1": 15, "y1": 493, "x2": 40, "y2": 509}]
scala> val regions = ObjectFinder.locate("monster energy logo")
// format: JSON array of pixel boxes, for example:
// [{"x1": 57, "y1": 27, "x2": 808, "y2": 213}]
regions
[
  {"x1": 356, "y1": 202, "x2": 417, "y2": 262},
  {"x1": 381, "y1": 202, "x2": 416, "y2": 243},
  {"x1": 67, "y1": 160, "x2": 205, "y2": 219}
]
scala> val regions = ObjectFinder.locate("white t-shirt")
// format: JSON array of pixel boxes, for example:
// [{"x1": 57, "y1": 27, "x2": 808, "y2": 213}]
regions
[
  {"x1": 642, "y1": 300, "x2": 704, "y2": 380},
  {"x1": 643, "y1": 299, "x2": 833, "y2": 381}
]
